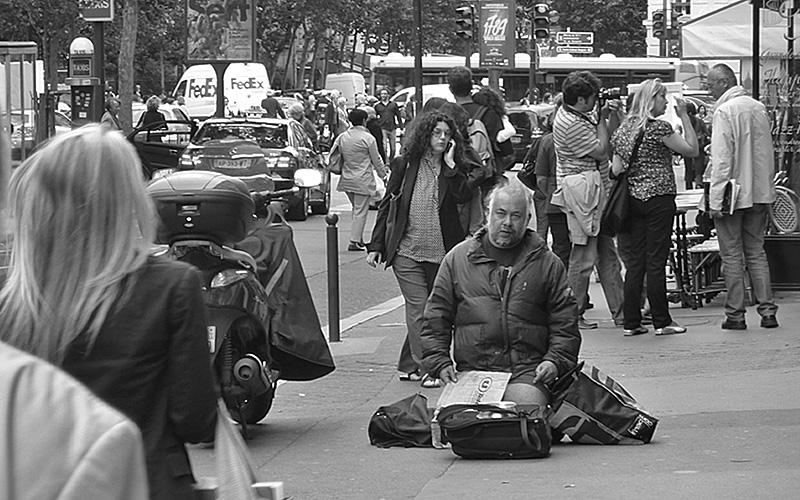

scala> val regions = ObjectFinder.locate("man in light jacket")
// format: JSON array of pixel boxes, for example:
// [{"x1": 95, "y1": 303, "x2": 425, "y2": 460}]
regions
[
  {"x1": 334, "y1": 108, "x2": 387, "y2": 251},
  {"x1": 706, "y1": 63, "x2": 778, "y2": 330},
  {"x1": 420, "y1": 182, "x2": 580, "y2": 408}
]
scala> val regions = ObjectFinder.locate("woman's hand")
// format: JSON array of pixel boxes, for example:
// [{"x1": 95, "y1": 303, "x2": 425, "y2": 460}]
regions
[
  {"x1": 674, "y1": 97, "x2": 689, "y2": 118},
  {"x1": 366, "y1": 251, "x2": 382, "y2": 268},
  {"x1": 444, "y1": 139, "x2": 456, "y2": 169}
]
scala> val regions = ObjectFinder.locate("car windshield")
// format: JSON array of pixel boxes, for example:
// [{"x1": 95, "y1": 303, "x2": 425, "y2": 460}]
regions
[{"x1": 193, "y1": 123, "x2": 288, "y2": 149}]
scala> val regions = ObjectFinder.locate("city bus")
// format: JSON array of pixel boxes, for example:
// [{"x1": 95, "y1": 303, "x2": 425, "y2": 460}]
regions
[{"x1": 368, "y1": 52, "x2": 683, "y2": 101}]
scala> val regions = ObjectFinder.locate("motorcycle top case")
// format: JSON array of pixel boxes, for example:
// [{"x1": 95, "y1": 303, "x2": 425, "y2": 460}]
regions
[
  {"x1": 147, "y1": 171, "x2": 255, "y2": 246},
  {"x1": 437, "y1": 403, "x2": 552, "y2": 459}
]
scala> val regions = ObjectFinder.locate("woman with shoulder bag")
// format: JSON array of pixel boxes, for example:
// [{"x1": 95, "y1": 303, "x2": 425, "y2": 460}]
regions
[
  {"x1": 610, "y1": 79, "x2": 698, "y2": 337},
  {"x1": 365, "y1": 110, "x2": 481, "y2": 388}
]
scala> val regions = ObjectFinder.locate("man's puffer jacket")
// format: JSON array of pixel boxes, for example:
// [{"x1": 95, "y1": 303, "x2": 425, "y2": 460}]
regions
[{"x1": 421, "y1": 228, "x2": 581, "y2": 381}]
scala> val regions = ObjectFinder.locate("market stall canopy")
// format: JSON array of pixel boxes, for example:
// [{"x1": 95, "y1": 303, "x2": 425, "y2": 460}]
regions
[{"x1": 682, "y1": 0, "x2": 798, "y2": 59}]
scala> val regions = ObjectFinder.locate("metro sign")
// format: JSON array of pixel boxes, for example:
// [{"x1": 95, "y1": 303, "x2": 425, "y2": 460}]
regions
[{"x1": 556, "y1": 31, "x2": 594, "y2": 45}]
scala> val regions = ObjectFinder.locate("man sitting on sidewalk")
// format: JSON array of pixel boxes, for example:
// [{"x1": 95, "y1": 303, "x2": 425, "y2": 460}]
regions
[{"x1": 420, "y1": 182, "x2": 580, "y2": 406}]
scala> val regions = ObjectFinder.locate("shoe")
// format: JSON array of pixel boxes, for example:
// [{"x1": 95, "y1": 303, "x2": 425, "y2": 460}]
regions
[
  {"x1": 421, "y1": 374, "x2": 443, "y2": 388},
  {"x1": 760, "y1": 315, "x2": 779, "y2": 329},
  {"x1": 623, "y1": 325, "x2": 648, "y2": 336},
  {"x1": 641, "y1": 311, "x2": 653, "y2": 325},
  {"x1": 655, "y1": 322, "x2": 687, "y2": 335},
  {"x1": 398, "y1": 370, "x2": 422, "y2": 382},
  {"x1": 578, "y1": 317, "x2": 598, "y2": 329},
  {"x1": 614, "y1": 318, "x2": 625, "y2": 327},
  {"x1": 347, "y1": 241, "x2": 365, "y2": 251},
  {"x1": 721, "y1": 319, "x2": 747, "y2": 330}
]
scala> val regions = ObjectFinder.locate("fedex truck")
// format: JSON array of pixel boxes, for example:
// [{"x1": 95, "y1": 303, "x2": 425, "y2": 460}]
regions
[{"x1": 172, "y1": 62, "x2": 270, "y2": 119}]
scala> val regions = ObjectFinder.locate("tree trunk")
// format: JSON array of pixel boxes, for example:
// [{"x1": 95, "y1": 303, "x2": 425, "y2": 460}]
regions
[
  {"x1": 118, "y1": 0, "x2": 139, "y2": 133},
  {"x1": 297, "y1": 31, "x2": 313, "y2": 90}
]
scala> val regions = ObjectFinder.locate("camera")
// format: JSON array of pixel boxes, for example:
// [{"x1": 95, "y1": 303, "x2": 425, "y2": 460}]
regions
[{"x1": 598, "y1": 87, "x2": 628, "y2": 106}]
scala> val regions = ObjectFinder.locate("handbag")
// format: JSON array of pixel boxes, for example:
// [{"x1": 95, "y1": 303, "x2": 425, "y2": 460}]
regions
[
  {"x1": 384, "y1": 162, "x2": 408, "y2": 247},
  {"x1": 327, "y1": 139, "x2": 344, "y2": 175},
  {"x1": 549, "y1": 362, "x2": 659, "y2": 445},
  {"x1": 601, "y1": 127, "x2": 645, "y2": 236},
  {"x1": 368, "y1": 393, "x2": 434, "y2": 448},
  {"x1": 437, "y1": 403, "x2": 552, "y2": 459},
  {"x1": 210, "y1": 400, "x2": 262, "y2": 499}
]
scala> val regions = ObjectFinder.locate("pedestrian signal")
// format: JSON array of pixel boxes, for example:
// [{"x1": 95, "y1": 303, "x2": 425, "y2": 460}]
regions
[{"x1": 652, "y1": 9, "x2": 665, "y2": 39}]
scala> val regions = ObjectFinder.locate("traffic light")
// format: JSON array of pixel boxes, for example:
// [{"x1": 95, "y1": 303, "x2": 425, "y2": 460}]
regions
[
  {"x1": 652, "y1": 9, "x2": 665, "y2": 39},
  {"x1": 533, "y1": 3, "x2": 551, "y2": 40},
  {"x1": 455, "y1": 3, "x2": 475, "y2": 40}
]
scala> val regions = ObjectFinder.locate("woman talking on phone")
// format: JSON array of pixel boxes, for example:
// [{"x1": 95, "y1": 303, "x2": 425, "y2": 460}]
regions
[{"x1": 366, "y1": 110, "x2": 481, "y2": 388}]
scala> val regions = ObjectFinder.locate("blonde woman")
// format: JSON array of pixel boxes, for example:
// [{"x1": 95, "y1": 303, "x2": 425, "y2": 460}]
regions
[
  {"x1": 610, "y1": 79, "x2": 698, "y2": 337},
  {"x1": 0, "y1": 125, "x2": 217, "y2": 500}
]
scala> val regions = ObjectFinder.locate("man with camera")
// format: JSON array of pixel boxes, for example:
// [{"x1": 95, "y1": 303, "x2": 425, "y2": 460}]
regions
[{"x1": 551, "y1": 71, "x2": 625, "y2": 330}]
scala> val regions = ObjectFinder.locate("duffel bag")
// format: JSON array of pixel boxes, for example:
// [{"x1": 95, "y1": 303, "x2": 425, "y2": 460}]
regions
[
  {"x1": 549, "y1": 362, "x2": 658, "y2": 444},
  {"x1": 437, "y1": 403, "x2": 551, "y2": 459}
]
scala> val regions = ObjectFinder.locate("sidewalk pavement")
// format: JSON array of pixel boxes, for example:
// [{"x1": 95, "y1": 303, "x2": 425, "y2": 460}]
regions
[{"x1": 190, "y1": 282, "x2": 800, "y2": 500}]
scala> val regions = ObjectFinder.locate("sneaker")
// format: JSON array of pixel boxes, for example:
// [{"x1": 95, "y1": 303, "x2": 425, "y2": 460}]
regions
[
  {"x1": 613, "y1": 318, "x2": 625, "y2": 327},
  {"x1": 578, "y1": 317, "x2": 598, "y2": 329},
  {"x1": 721, "y1": 319, "x2": 747, "y2": 330},
  {"x1": 641, "y1": 311, "x2": 653, "y2": 325},
  {"x1": 655, "y1": 322, "x2": 687, "y2": 335},
  {"x1": 623, "y1": 325, "x2": 648, "y2": 336},
  {"x1": 760, "y1": 315, "x2": 779, "y2": 329},
  {"x1": 347, "y1": 241, "x2": 365, "y2": 251}
]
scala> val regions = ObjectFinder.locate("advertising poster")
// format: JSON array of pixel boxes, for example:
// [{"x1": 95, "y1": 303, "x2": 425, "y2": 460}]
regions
[
  {"x1": 479, "y1": 1, "x2": 516, "y2": 68},
  {"x1": 186, "y1": 0, "x2": 255, "y2": 63}
]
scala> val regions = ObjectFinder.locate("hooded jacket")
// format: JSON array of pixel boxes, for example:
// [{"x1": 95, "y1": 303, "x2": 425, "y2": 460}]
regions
[
  {"x1": 709, "y1": 85, "x2": 776, "y2": 211},
  {"x1": 420, "y1": 228, "x2": 581, "y2": 381}
]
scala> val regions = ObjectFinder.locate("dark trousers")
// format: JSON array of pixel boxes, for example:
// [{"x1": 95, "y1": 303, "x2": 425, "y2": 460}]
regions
[
  {"x1": 547, "y1": 212, "x2": 571, "y2": 271},
  {"x1": 623, "y1": 195, "x2": 675, "y2": 329}
]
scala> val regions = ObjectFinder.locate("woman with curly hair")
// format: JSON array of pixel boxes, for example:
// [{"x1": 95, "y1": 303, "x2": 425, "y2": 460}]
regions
[{"x1": 366, "y1": 110, "x2": 481, "y2": 388}]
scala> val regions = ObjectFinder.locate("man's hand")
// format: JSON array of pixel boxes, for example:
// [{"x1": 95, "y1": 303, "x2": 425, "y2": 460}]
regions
[
  {"x1": 709, "y1": 209, "x2": 724, "y2": 219},
  {"x1": 366, "y1": 251, "x2": 382, "y2": 268},
  {"x1": 439, "y1": 365, "x2": 458, "y2": 384},
  {"x1": 532, "y1": 361, "x2": 558, "y2": 385}
]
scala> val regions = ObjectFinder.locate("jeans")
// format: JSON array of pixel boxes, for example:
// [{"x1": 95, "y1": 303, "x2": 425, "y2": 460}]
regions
[
  {"x1": 382, "y1": 128, "x2": 397, "y2": 159},
  {"x1": 345, "y1": 192, "x2": 371, "y2": 243},
  {"x1": 567, "y1": 233, "x2": 625, "y2": 320},
  {"x1": 392, "y1": 255, "x2": 440, "y2": 375},
  {"x1": 547, "y1": 212, "x2": 571, "y2": 271},
  {"x1": 622, "y1": 195, "x2": 675, "y2": 329},
  {"x1": 714, "y1": 204, "x2": 778, "y2": 321}
]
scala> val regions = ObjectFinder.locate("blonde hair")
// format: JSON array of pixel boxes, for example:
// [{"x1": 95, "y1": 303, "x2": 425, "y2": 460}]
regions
[
  {"x1": 626, "y1": 79, "x2": 665, "y2": 133},
  {"x1": 0, "y1": 124, "x2": 157, "y2": 364}
]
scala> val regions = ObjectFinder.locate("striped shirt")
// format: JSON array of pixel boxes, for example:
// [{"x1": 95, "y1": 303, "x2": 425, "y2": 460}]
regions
[
  {"x1": 553, "y1": 105, "x2": 611, "y2": 195},
  {"x1": 397, "y1": 155, "x2": 446, "y2": 264}
]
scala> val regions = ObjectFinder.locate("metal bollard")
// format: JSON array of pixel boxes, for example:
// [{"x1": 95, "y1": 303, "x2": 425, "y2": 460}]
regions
[{"x1": 326, "y1": 214, "x2": 341, "y2": 343}]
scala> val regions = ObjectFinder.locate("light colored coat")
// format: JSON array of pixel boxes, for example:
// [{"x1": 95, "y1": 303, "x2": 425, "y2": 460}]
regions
[
  {"x1": 335, "y1": 125, "x2": 387, "y2": 196},
  {"x1": 0, "y1": 343, "x2": 149, "y2": 500},
  {"x1": 550, "y1": 170, "x2": 605, "y2": 245},
  {"x1": 709, "y1": 85, "x2": 776, "y2": 211}
]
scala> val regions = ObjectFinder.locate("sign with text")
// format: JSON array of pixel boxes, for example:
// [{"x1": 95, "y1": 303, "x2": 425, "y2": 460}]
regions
[
  {"x1": 555, "y1": 31, "x2": 594, "y2": 45},
  {"x1": 186, "y1": 0, "x2": 256, "y2": 63},
  {"x1": 479, "y1": 1, "x2": 516, "y2": 68},
  {"x1": 70, "y1": 57, "x2": 93, "y2": 78},
  {"x1": 556, "y1": 45, "x2": 594, "y2": 54},
  {"x1": 78, "y1": 0, "x2": 114, "y2": 22}
]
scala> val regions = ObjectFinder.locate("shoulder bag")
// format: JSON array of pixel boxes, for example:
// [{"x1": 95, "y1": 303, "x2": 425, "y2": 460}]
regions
[
  {"x1": 368, "y1": 393, "x2": 433, "y2": 448},
  {"x1": 327, "y1": 139, "x2": 344, "y2": 175},
  {"x1": 600, "y1": 126, "x2": 645, "y2": 236},
  {"x1": 437, "y1": 403, "x2": 552, "y2": 459}
]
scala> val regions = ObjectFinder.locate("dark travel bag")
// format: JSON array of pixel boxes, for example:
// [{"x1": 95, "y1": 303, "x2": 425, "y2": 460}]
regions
[{"x1": 437, "y1": 403, "x2": 552, "y2": 459}]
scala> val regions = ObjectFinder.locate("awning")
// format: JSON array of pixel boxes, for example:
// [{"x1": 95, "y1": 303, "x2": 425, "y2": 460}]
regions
[{"x1": 681, "y1": 0, "x2": 796, "y2": 59}]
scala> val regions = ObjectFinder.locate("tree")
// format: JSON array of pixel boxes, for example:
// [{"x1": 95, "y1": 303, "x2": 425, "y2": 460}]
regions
[
  {"x1": 548, "y1": 0, "x2": 647, "y2": 57},
  {"x1": 118, "y1": 0, "x2": 138, "y2": 132}
]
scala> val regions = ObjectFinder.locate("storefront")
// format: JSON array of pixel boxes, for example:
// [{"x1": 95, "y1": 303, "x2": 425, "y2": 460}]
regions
[{"x1": 682, "y1": 1, "x2": 800, "y2": 289}]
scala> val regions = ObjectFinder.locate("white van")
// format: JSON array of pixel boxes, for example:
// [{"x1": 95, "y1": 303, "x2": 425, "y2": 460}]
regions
[
  {"x1": 389, "y1": 84, "x2": 456, "y2": 110},
  {"x1": 172, "y1": 63, "x2": 271, "y2": 119},
  {"x1": 324, "y1": 72, "x2": 366, "y2": 108}
]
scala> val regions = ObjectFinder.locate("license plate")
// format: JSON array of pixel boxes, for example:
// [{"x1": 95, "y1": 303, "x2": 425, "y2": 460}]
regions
[
  {"x1": 511, "y1": 136, "x2": 522, "y2": 144},
  {"x1": 152, "y1": 168, "x2": 175, "y2": 179},
  {"x1": 216, "y1": 158, "x2": 249, "y2": 169}
]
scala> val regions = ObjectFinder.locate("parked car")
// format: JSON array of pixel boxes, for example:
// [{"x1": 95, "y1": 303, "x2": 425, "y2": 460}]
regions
[
  {"x1": 505, "y1": 103, "x2": 556, "y2": 165},
  {"x1": 11, "y1": 109, "x2": 76, "y2": 162},
  {"x1": 178, "y1": 117, "x2": 330, "y2": 221}
]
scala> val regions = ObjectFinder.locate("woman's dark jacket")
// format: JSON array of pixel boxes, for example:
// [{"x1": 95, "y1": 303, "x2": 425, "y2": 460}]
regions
[
  {"x1": 63, "y1": 256, "x2": 217, "y2": 500},
  {"x1": 420, "y1": 228, "x2": 580, "y2": 380},
  {"x1": 366, "y1": 153, "x2": 482, "y2": 267}
]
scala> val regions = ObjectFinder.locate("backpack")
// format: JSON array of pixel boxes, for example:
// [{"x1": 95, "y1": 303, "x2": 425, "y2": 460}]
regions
[{"x1": 467, "y1": 106, "x2": 496, "y2": 179}]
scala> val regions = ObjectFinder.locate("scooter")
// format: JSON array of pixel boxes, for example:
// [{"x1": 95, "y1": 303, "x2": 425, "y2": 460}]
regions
[{"x1": 146, "y1": 169, "x2": 322, "y2": 436}]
